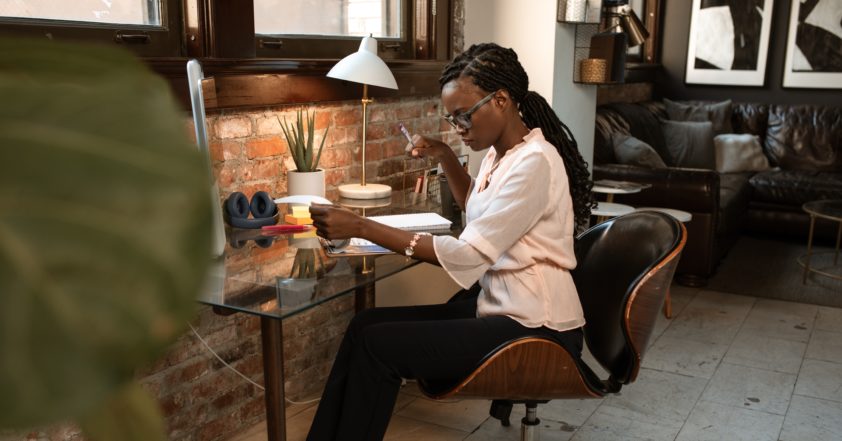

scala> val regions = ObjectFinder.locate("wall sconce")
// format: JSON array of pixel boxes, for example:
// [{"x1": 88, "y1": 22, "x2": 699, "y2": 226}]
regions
[
  {"x1": 601, "y1": 0, "x2": 649, "y2": 47},
  {"x1": 327, "y1": 35, "x2": 398, "y2": 200}
]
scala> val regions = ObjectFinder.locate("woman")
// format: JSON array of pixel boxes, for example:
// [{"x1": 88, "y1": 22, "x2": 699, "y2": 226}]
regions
[{"x1": 306, "y1": 42, "x2": 594, "y2": 441}]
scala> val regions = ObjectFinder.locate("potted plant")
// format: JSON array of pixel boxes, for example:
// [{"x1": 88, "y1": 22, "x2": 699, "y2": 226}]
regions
[{"x1": 279, "y1": 109, "x2": 329, "y2": 197}]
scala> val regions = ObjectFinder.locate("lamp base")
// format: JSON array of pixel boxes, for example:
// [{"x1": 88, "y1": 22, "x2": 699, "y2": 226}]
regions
[{"x1": 337, "y1": 183, "x2": 392, "y2": 199}]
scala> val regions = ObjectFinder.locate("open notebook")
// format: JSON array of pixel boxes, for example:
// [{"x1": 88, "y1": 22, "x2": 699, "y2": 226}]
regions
[{"x1": 323, "y1": 212, "x2": 452, "y2": 256}]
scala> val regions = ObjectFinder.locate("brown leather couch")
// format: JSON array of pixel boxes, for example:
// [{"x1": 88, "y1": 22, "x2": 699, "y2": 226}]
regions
[{"x1": 593, "y1": 101, "x2": 842, "y2": 286}]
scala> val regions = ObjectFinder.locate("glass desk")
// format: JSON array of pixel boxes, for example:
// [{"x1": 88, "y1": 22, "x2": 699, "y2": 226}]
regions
[{"x1": 197, "y1": 190, "x2": 461, "y2": 441}]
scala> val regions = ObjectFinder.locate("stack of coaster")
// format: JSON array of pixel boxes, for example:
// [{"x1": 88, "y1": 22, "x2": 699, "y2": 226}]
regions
[{"x1": 285, "y1": 205, "x2": 313, "y2": 225}]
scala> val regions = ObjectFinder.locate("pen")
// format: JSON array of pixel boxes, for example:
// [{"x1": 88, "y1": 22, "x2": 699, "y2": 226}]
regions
[
  {"x1": 261, "y1": 224, "x2": 312, "y2": 232},
  {"x1": 398, "y1": 123, "x2": 415, "y2": 152}
]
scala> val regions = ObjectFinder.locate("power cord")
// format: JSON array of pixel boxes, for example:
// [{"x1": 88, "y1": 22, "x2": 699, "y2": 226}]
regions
[
  {"x1": 188, "y1": 323, "x2": 457, "y2": 405},
  {"x1": 188, "y1": 322, "x2": 321, "y2": 405}
]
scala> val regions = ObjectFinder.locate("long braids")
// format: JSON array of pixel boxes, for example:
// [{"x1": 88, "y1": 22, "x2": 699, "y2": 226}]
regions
[{"x1": 440, "y1": 43, "x2": 595, "y2": 231}]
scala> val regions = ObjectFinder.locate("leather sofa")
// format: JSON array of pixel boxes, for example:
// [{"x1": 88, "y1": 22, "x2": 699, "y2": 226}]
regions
[{"x1": 592, "y1": 101, "x2": 842, "y2": 286}]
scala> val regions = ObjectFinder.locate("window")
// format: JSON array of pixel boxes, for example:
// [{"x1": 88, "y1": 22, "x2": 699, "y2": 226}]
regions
[
  {"x1": 255, "y1": 0, "x2": 414, "y2": 59},
  {"x1": 0, "y1": 0, "x2": 452, "y2": 109},
  {"x1": 0, "y1": 0, "x2": 182, "y2": 57},
  {"x1": 1, "y1": 0, "x2": 162, "y2": 26}
]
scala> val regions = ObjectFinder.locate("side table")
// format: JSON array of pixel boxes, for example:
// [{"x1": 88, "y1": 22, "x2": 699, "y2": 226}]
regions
[
  {"x1": 799, "y1": 200, "x2": 842, "y2": 284},
  {"x1": 592, "y1": 201, "x2": 635, "y2": 224}
]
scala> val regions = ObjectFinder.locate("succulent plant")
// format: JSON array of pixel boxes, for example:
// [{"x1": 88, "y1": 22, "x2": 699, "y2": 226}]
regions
[{"x1": 279, "y1": 109, "x2": 329, "y2": 172}]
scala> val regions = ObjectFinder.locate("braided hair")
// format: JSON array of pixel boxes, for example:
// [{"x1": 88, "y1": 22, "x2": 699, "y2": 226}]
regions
[{"x1": 440, "y1": 43, "x2": 595, "y2": 231}]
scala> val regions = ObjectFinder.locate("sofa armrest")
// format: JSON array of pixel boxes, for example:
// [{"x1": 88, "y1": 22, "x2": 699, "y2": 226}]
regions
[{"x1": 593, "y1": 164, "x2": 720, "y2": 213}]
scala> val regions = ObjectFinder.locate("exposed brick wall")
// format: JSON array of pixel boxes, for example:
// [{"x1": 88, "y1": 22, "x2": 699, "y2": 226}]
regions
[{"x1": 149, "y1": 95, "x2": 461, "y2": 441}]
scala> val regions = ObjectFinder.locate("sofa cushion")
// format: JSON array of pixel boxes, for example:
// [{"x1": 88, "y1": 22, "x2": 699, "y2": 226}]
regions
[
  {"x1": 665, "y1": 99, "x2": 734, "y2": 134},
  {"x1": 714, "y1": 134, "x2": 771, "y2": 173},
  {"x1": 594, "y1": 103, "x2": 669, "y2": 164},
  {"x1": 749, "y1": 170, "x2": 842, "y2": 206},
  {"x1": 662, "y1": 120, "x2": 716, "y2": 169},
  {"x1": 731, "y1": 103, "x2": 769, "y2": 146},
  {"x1": 765, "y1": 105, "x2": 842, "y2": 172},
  {"x1": 612, "y1": 134, "x2": 667, "y2": 168}
]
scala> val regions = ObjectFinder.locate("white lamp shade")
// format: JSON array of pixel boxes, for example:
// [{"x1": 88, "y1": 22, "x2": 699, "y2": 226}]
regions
[{"x1": 326, "y1": 36, "x2": 398, "y2": 90}]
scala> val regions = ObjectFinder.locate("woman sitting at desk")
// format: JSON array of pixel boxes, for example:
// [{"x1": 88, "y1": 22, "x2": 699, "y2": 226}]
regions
[{"x1": 307, "y1": 42, "x2": 594, "y2": 441}]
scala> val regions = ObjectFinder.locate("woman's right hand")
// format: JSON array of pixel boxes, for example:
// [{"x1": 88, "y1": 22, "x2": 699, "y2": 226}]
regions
[{"x1": 406, "y1": 135, "x2": 451, "y2": 161}]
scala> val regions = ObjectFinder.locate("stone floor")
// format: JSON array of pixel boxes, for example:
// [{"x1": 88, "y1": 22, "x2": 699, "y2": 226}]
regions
[{"x1": 229, "y1": 283, "x2": 842, "y2": 441}]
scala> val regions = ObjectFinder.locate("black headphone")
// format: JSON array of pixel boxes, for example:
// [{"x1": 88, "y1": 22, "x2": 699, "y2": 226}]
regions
[{"x1": 223, "y1": 191, "x2": 279, "y2": 229}]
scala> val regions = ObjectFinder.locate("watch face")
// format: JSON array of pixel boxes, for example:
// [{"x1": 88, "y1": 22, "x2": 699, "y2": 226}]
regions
[{"x1": 404, "y1": 247, "x2": 414, "y2": 257}]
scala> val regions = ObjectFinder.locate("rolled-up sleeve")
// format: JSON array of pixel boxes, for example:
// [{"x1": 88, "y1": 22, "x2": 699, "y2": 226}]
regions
[{"x1": 432, "y1": 151, "x2": 551, "y2": 288}]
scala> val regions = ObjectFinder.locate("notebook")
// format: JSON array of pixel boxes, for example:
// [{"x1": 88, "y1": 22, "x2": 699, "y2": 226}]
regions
[
  {"x1": 323, "y1": 212, "x2": 453, "y2": 256},
  {"x1": 367, "y1": 212, "x2": 452, "y2": 232}
]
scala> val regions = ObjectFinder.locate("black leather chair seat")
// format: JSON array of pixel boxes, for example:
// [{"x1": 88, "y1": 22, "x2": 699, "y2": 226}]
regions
[{"x1": 749, "y1": 170, "x2": 842, "y2": 206}]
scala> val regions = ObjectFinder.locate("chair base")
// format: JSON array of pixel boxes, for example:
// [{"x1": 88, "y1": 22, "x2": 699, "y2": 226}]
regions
[{"x1": 521, "y1": 403, "x2": 540, "y2": 441}]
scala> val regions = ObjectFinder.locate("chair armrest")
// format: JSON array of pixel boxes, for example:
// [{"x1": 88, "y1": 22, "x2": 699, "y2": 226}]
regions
[{"x1": 593, "y1": 164, "x2": 720, "y2": 213}]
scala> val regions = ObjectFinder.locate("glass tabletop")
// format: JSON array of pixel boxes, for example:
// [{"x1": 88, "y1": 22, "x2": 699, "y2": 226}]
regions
[
  {"x1": 197, "y1": 189, "x2": 463, "y2": 320},
  {"x1": 803, "y1": 199, "x2": 842, "y2": 221}
]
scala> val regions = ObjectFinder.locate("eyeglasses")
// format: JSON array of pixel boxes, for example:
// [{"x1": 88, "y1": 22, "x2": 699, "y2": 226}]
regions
[{"x1": 442, "y1": 92, "x2": 495, "y2": 130}]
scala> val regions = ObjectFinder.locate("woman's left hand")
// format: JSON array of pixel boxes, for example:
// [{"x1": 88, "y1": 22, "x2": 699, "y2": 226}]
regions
[{"x1": 309, "y1": 203, "x2": 364, "y2": 240}]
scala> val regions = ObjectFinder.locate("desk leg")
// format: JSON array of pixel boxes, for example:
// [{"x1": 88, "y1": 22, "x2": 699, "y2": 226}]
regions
[
  {"x1": 260, "y1": 317, "x2": 286, "y2": 441},
  {"x1": 803, "y1": 215, "x2": 816, "y2": 284},
  {"x1": 355, "y1": 282, "x2": 376, "y2": 312}
]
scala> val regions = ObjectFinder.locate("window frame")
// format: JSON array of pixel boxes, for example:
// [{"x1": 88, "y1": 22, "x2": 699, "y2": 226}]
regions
[
  {"x1": 0, "y1": 0, "x2": 184, "y2": 58},
  {"x1": 0, "y1": 0, "x2": 453, "y2": 110},
  {"x1": 255, "y1": 0, "x2": 415, "y2": 60}
]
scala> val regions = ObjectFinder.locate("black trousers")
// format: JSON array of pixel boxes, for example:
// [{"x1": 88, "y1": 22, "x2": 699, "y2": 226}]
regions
[{"x1": 305, "y1": 284, "x2": 584, "y2": 441}]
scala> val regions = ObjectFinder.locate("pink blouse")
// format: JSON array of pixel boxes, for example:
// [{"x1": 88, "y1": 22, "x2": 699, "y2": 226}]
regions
[{"x1": 433, "y1": 128, "x2": 586, "y2": 331}]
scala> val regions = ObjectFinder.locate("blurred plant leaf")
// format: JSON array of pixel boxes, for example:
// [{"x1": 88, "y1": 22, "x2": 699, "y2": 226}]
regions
[
  {"x1": 78, "y1": 381, "x2": 167, "y2": 441},
  {"x1": 0, "y1": 37, "x2": 212, "y2": 433}
]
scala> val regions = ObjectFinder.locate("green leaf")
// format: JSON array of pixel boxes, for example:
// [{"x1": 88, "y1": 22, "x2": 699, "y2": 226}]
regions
[
  {"x1": 314, "y1": 125, "x2": 329, "y2": 171},
  {"x1": 306, "y1": 110, "x2": 315, "y2": 171},
  {"x1": 78, "y1": 382, "x2": 167, "y2": 441},
  {"x1": 0, "y1": 37, "x2": 211, "y2": 430}
]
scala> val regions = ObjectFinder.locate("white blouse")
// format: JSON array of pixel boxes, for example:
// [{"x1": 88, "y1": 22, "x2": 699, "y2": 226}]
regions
[{"x1": 432, "y1": 128, "x2": 586, "y2": 332}]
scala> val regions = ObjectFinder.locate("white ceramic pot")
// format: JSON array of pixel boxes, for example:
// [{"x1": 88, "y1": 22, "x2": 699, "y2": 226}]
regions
[{"x1": 287, "y1": 169, "x2": 325, "y2": 197}]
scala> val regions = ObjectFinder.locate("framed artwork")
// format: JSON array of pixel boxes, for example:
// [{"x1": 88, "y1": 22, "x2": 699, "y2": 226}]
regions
[
  {"x1": 783, "y1": 0, "x2": 842, "y2": 89},
  {"x1": 685, "y1": 0, "x2": 774, "y2": 86}
]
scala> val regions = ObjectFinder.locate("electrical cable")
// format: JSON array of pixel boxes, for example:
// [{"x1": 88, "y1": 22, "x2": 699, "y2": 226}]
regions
[{"x1": 188, "y1": 322, "x2": 321, "y2": 405}]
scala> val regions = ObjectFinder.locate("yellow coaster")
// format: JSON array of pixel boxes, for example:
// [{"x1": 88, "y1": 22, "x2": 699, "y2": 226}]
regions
[{"x1": 285, "y1": 214, "x2": 313, "y2": 225}]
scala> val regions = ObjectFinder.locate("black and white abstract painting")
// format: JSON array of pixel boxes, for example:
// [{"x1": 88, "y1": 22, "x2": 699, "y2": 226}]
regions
[
  {"x1": 783, "y1": 0, "x2": 842, "y2": 88},
  {"x1": 685, "y1": 0, "x2": 774, "y2": 86}
]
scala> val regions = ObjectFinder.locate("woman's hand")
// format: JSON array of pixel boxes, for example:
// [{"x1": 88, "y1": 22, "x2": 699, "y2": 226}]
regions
[
  {"x1": 407, "y1": 135, "x2": 451, "y2": 161},
  {"x1": 309, "y1": 203, "x2": 364, "y2": 240}
]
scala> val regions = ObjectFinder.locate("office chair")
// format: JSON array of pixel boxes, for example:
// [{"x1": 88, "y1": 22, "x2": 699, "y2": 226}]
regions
[{"x1": 417, "y1": 211, "x2": 686, "y2": 441}]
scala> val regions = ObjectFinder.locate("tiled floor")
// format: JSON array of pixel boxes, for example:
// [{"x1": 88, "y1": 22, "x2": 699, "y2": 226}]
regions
[{"x1": 230, "y1": 284, "x2": 842, "y2": 441}]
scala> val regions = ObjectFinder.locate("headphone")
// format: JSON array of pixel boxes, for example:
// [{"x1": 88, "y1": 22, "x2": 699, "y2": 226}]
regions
[{"x1": 223, "y1": 191, "x2": 279, "y2": 229}]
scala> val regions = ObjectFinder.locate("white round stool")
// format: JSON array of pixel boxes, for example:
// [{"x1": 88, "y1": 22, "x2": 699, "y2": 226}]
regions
[{"x1": 635, "y1": 207, "x2": 693, "y2": 223}]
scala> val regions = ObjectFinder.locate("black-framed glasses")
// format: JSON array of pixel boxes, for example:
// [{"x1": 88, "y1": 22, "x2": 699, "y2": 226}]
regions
[{"x1": 442, "y1": 92, "x2": 495, "y2": 130}]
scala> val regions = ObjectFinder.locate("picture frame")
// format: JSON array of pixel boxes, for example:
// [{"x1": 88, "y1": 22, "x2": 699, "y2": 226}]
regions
[
  {"x1": 782, "y1": 0, "x2": 842, "y2": 89},
  {"x1": 685, "y1": 0, "x2": 774, "y2": 86}
]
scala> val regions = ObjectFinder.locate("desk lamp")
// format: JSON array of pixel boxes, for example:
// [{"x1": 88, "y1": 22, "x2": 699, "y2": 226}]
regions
[{"x1": 327, "y1": 35, "x2": 398, "y2": 199}]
